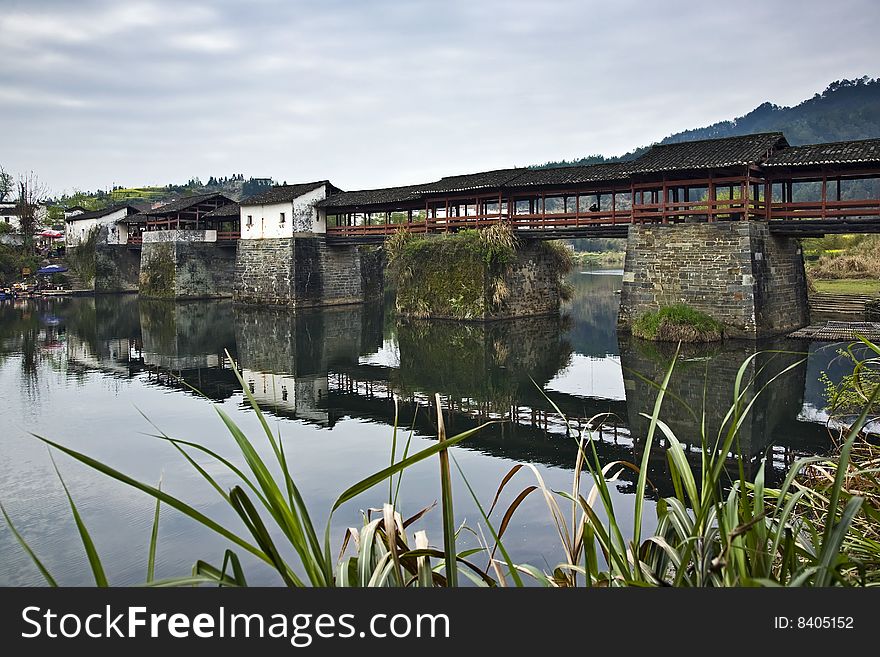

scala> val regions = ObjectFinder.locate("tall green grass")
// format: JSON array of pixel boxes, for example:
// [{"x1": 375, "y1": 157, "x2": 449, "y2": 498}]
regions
[{"x1": 2, "y1": 344, "x2": 878, "y2": 587}]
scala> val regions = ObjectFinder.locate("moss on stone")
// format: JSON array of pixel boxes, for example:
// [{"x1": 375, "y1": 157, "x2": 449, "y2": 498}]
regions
[
  {"x1": 385, "y1": 225, "x2": 573, "y2": 320},
  {"x1": 140, "y1": 243, "x2": 176, "y2": 298}
]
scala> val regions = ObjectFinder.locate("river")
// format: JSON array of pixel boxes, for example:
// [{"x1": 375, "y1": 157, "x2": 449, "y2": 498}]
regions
[{"x1": 0, "y1": 271, "x2": 854, "y2": 585}]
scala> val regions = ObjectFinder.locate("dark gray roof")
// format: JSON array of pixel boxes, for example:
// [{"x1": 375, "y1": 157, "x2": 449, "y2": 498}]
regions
[
  {"x1": 64, "y1": 204, "x2": 140, "y2": 223},
  {"x1": 146, "y1": 193, "x2": 233, "y2": 216},
  {"x1": 316, "y1": 184, "x2": 425, "y2": 210},
  {"x1": 242, "y1": 181, "x2": 335, "y2": 205},
  {"x1": 629, "y1": 132, "x2": 788, "y2": 173},
  {"x1": 506, "y1": 162, "x2": 632, "y2": 188},
  {"x1": 764, "y1": 138, "x2": 880, "y2": 167},
  {"x1": 204, "y1": 203, "x2": 240, "y2": 218},
  {"x1": 418, "y1": 168, "x2": 525, "y2": 194}
]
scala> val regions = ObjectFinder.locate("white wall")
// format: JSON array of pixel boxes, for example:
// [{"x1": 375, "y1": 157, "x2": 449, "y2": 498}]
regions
[
  {"x1": 240, "y1": 184, "x2": 329, "y2": 239},
  {"x1": 1, "y1": 213, "x2": 21, "y2": 232},
  {"x1": 1, "y1": 203, "x2": 47, "y2": 232},
  {"x1": 66, "y1": 208, "x2": 130, "y2": 247}
]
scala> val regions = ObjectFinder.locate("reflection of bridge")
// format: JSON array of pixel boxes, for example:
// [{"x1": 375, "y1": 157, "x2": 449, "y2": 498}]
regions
[{"x1": 39, "y1": 295, "x2": 839, "y2": 498}]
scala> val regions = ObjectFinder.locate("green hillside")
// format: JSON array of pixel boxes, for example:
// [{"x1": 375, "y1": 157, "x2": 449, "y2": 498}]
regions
[{"x1": 537, "y1": 76, "x2": 880, "y2": 168}]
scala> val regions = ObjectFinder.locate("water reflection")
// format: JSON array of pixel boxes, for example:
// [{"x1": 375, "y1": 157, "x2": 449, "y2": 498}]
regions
[
  {"x1": 0, "y1": 273, "x2": 851, "y2": 584},
  {"x1": 0, "y1": 278, "x2": 843, "y2": 488}
]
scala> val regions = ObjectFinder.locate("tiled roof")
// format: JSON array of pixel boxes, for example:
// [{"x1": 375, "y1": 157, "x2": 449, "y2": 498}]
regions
[
  {"x1": 764, "y1": 138, "x2": 880, "y2": 167},
  {"x1": 146, "y1": 193, "x2": 234, "y2": 216},
  {"x1": 241, "y1": 181, "x2": 335, "y2": 205},
  {"x1": 629, "y1": 133, "x2": 788, "y2": 173},
  {"x1": 204, "y1": 203, "x2": 240, "y2": 218},
  {"x1": 64, "y1": 204, "x2": 139, "y2": 222},
  {"x1": 506, "y1": 162, "x2": 632, "y2": 188},
  {"x1": 316, "y1": 184, "x2": 425, "y2": 209},
  {"x1": 418, "y1": 168, "x2": 525, "y2": 194}
]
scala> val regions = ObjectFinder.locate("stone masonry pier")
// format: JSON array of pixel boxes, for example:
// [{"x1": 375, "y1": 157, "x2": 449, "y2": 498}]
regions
[
  {"x1": 233, "y1": 236, "x2": 384, "y2": 307},
  {"x1": 139, "y1": 230, "x2": 236, "y2": 300},
  {"x1": 618, "y1": 221, "x2": 809, "y2": 338}
]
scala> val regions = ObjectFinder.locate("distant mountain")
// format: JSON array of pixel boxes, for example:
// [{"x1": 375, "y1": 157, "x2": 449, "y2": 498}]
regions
[{"x1": 535, "y1": 76, "x2": 880, "y2": 169}]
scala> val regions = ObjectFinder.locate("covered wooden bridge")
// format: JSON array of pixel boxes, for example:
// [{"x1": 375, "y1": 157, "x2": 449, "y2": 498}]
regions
[
  {"x1": 317, "y1": 133, "x2": 880, "y2": 243},
  {"x1": 125, "y1": 192, "x2": 239, "y2": 247}
]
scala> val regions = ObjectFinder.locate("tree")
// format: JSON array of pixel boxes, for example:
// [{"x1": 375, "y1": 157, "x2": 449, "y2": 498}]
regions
[
  {"x1": 15, "y1": 171, "x2": 47, "y2": 247},
  {"x1": 0, "y1": 165, "x2": 12, "y2": 202}
]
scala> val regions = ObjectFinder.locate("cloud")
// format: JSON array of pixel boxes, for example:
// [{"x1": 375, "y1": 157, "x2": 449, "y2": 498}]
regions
[{"x1": 0, "y1": 0, "x2": 877, "y2": 194}]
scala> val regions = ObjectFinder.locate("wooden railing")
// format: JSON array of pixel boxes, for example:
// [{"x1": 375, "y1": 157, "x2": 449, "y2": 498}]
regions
[
  {"x1": 767, "y1": 199, "x2": 880, "y2": 220},
  {"x1": 217, "y1": 231, "x2": 241, "y2": 241}
]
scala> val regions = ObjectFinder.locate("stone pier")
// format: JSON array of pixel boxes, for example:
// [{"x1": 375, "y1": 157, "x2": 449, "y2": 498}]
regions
[
  {"x1": 618, "y1": 221, "x2": 809, "y2": 338},
  {"x1": 139, "y1": 230, "x2": 236, "y2": 300},
  {"x1": 95, "y1": 244, "x2": 140, "y2": 293},
  {"x1": 392, "y1": 237, "x2": 567, "y2": 321},
  {"x1": 233, "y1": 236, "x2": 384, "y2": 307}
]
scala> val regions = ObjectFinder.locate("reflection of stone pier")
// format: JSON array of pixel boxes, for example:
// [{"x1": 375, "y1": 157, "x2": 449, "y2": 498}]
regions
[
  {"x1": 139, "y1": 299, "x2": 237, "y2": 370},
  {"x1": 393, "y1": 315, "x2": 573, "y2": 407},
  {"x1": 233, "y1": 303, "x2": 385, "y2": 425},
  {"x1": 619, "y1": 336, "x2": 811, "y2": 478}
]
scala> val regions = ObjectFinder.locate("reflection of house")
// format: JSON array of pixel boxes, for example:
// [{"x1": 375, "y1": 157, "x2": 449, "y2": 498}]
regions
[
  {"x1": 240, "y1": 181, "x2": 341, "y2": 238},
  {"x1": 241, "y1": 368, "x2": 330, "y2": 426},
  {"x1": 65, "y1": 204, "x2": 141, "y2": 247}
]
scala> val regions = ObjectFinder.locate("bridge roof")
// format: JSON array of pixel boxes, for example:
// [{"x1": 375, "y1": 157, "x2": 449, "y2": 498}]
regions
[
  {"x1": 629, "y1": 132, "x2": 788, "y2": 173},
  {"x1": 317, "y1": 183, "x2": 425, "y2": 210},
  {"x1": 144, "y1": 192, "x2": 234, "y2": 217},
  {"x1": 764, "y1": 137, "x2": 880, "y2": 168},
  {"x1": 418, "y1": 168, "x2": 525, "y2": 194},
  {"x1": 204, "y1": 203, "x2": 240, "y2": 218},
  {"x1": 241, "y1": 181, "x2": 338, "y2": 205},
  {"x1": 505, "y1": 161, "x2": 632, "y2": 188}
]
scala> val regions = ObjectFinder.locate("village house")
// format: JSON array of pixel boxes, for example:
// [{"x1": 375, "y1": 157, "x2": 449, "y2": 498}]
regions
[
  {"x1": 65, "y1": 204, "x2": 141, "y2": 247},
  {"x1": 0, "y1": 201, "x2": 49, "y2": 233},
  {"x1": 239, "y1": 181, "x2": 341, "y2": 239}
]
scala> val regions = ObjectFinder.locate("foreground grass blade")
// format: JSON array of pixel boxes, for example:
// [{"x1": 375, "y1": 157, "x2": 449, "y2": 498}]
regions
[
  {"x1": 33, "y1": 434, "x2": 270, "y2": 564},
  {"x1": 436, "y1": 394, "x2": 457, "y2": 587},
  {"x1": 0, "y1": 500, "x2": 58, "y2": 586},
  {"x1": 451, "y1": 454, "x2": 524, "y2": 587},
  {"x1": 147, "y1": 475, "x2": 162, "y2": 584},
  {"x1": 50, "y1": 453, "x2": 108, "y2": 587}
]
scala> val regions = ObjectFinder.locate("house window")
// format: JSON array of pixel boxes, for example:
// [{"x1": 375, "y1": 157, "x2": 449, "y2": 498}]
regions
[
  {"x1": 279, "y1": 212, "x2": 285, "y2": 224},
  {"x1": 246, "y1": 215, "x2": 253, "y2": 227}
]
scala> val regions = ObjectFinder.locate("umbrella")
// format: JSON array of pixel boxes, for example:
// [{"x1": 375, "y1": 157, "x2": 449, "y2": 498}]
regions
[
  {"x1": 36, "y1": 264, "x2": 69, "y2": 274},
  {"x1": 38, "y1": 229, "x2": 64, "y2": 239}
]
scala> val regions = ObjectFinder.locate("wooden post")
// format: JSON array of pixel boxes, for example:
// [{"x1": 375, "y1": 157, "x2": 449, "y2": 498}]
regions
[
  {"x1": 764, "y1": 180, "x2": 772, "y2": 221},
  {"x1": 821, "y1": 173, "x2": 827, "y2": 220},
  {"x1": 708, "y1": 175, "x2": 716, "y2": 222},
  {"x1": 661, "y1": 180, "x2": 668, "y2": 224},
  {"x1": 611, "y1": 190, "x2": 616, "y2": 224},
  {"x1": 741, "y1": 174, "x2": 749, "y2": 220}
]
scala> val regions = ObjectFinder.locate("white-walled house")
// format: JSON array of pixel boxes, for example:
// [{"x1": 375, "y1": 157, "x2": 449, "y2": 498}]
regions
[
  {"x1": 65, "y1": 204, "x2": 140, "y2": 247},
  {"x1": 0, "y1": 201, "x2": 49, "y2": 233},
  {"x1": 63, "y1": 206, "x2": 87, "y2": 220},
  {"x1": 239, "y1": 181, "x2": 341, "y2": 239},
  {"x1": 0, "y1": 202, "x2": 19, "y2": 231}
]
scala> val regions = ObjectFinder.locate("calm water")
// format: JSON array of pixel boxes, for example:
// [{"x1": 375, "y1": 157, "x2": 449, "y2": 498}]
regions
[{"x1": 0, "y1": 272, "x2": 854, "y2": 585}]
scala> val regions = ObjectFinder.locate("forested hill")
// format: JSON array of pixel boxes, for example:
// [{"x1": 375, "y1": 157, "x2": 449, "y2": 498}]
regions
[{"x1": 535, "y1": 76, "x2": 880, "y2": 169}]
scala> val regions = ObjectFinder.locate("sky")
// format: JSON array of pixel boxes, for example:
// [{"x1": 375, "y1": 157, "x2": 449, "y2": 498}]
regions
[{"x1": 1, "y1": 0, "x2": 879, "y2": 196}]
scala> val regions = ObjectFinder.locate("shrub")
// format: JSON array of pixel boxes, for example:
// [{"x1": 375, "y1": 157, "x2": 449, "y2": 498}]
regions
[{"x1": 632, "y1": 304, "x2": 723, "y2": 342}]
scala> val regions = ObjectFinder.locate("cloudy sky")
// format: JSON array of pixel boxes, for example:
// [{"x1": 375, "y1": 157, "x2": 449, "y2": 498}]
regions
[{"x1": 1, "y1": 0, "x2": 878, "y2": 195}]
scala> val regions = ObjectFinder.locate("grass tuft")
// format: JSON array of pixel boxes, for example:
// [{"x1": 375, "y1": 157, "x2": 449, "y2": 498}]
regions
[{"x1": 632, "y1": 304, "x2": 723, "y2": 342}]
